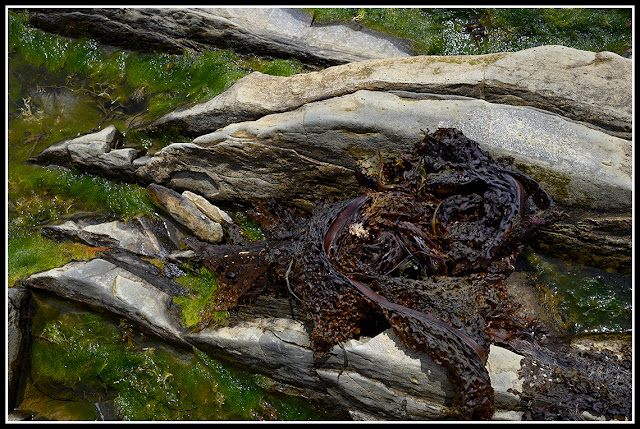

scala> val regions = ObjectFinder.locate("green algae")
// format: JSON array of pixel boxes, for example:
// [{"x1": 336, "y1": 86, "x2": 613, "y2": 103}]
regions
[
  {"x1": 229, "y1": 211, "x2": 267, "y2": 242},
  {"x1": 520, "y1": 248, "x2": 632, "y2": 335},
  {"x1": 259, "y1": 58, "x2": 304, "y2": 76},
  {"x1": 7, "y1": 230, "x2": 100, "y2": 287},
  {"x1": 304, "y1": 7, "x2": 631, "y2": 56},
  {"x1": 173, "y1": 267, "x2": 228, "y2": 329},
  {"x1": 23, "y1": 293, "x2": 331, "y2": 421}
]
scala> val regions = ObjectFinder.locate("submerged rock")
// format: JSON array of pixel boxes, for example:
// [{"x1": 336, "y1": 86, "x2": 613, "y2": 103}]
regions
[{"x1": 7, "y1": 287, "x2": 31, "y2": 410}]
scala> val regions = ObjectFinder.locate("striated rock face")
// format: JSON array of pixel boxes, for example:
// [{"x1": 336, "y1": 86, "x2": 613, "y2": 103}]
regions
[
  {"x1": 145, "y1": 45, "x2": 632, "y2": 140},
  {"x1": 144, "y1": 90, "x2": 630, "y2": 211}
]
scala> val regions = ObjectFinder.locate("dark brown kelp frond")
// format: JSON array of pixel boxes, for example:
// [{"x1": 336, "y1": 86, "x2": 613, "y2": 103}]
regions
[{"x1": 186, "y1": 128, "x2": 558, "y2": 420}]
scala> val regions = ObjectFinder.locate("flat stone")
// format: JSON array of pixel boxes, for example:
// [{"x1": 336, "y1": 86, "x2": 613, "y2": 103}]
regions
[
  {"x1": 81, "y1": 220, "x2": 167, "y2": 257},
  {"x1": 30, "y1": 124, "x2": 121, "y2": 165},
  {"x1": 486, "y1": 345, "x2": 524, "y2": 408}
]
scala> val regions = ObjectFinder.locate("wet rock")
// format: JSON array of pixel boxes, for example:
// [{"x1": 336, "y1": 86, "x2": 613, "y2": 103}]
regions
[
  {"x1": 29, "y1": 125, "x2": 120, "y2": 164},
  {"x1": 146, "y1": 184, "x2": 224, "y2": 244},
  {"x1": 146, "y1": 45, "x2": 631, "y2": 139},
  {"x1": 532, "y1": 211, "x2": 632, "y2": 274},
  {"x1": 27, "y1": 8, "x2": 413, "y2": 66},
  {"x1": 24, "y1": 258, "x2": 187, "y2": 346},
  {"x1": 187, "y1": 318, "x2": 523, "y2": 420}
]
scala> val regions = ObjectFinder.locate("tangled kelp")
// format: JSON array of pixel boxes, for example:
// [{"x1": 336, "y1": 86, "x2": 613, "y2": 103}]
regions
[{"x1": 186, "y1": 128, "x2": 559, "y2": 420}]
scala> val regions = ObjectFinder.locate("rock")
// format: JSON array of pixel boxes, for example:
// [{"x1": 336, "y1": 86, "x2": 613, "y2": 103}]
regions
[
  {"x1": 30, "y1": 125, "x2": 121, "y2": 164},
  {"x1": 533, "y1": 211, "x2": 632, "y2": 274},
  {"x1": 187, "y1": 319, "x2": 522, "y2": 420},
  {"x1": 182, "y1": 190, "x2": 233, "y2": 224},
  {"x1": 27, "y1": 8, "x2": 413, "y2": 66},
  {"x1": 147, "y1": 183, "x2": 224, "y2": 243},
  {"x1": 41, "y1": 215, "x2": 183, "y2": 259},
  {"x1": 140, "y1": 89, "x2": 631, "y2": 211},
  {"x1": 27, "y1": 125, "x2": 144, "y2": 180},
  {"x1": 8, "y1": 287, "x2": 31, "y2": 410},
  {"x1": 138, "y1": 140, "x2": 355, "y2": 204},
  {"x1": 485, "y1": 345, "x2": 524, "y2": 408},
  {"x1": 136, "y1": 89, "x2": 631, "y2": 270},
  {"x1": 24, "y1": 258, "x2": 187, "y2": 346},
  {"x1": 146, "y1": 46, "x2": 631, "y2": 139}
]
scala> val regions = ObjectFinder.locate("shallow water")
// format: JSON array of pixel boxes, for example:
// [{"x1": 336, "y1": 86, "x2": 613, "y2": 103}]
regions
[
  {"x1": 20, "y1": 292, "x2": 339, "y2": 421},
  {"x1": 517, "y1": 248, "x2": 632, "y2": 336}
]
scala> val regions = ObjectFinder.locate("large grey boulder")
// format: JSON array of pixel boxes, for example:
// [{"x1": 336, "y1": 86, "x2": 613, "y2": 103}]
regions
[
  {"x1": 27, "y1": 8, "x2": 412, "y2": 66},
  {"x1": 147, "y1": 45, "x2": 632, "y2": 139}
]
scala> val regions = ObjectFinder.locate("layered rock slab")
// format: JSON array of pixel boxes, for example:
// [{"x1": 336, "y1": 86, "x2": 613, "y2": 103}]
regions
[
  {"x1": 146, "y1": 45, "x2": 632, "y2": 139},
  {"x1": 25, "y1": 258, "x2": 187, "y2": 346}
]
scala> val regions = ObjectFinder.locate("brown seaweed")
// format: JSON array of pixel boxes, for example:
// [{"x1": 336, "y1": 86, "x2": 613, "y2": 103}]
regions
[{"x1": 185, "y1": 128, "x2": 559, "y2": 420}]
